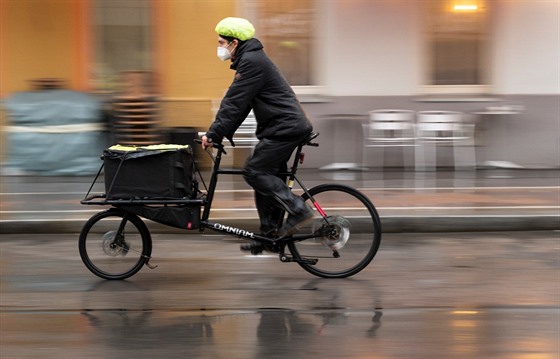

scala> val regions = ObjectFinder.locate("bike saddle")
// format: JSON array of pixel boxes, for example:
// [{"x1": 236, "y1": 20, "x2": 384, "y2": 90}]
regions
[{"x1": 304, "y1": 131, "x2": 320, "y2": 145}]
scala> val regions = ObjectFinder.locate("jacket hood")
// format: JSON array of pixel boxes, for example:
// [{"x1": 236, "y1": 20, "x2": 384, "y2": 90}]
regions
[{"x1": 231, "y1": 38, "x2": 263, "y2": 69}]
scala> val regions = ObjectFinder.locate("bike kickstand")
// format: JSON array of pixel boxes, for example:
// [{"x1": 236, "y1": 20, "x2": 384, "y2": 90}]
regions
[{"x1": 143, "y1": 255, "x2": 158, "y2": 269}]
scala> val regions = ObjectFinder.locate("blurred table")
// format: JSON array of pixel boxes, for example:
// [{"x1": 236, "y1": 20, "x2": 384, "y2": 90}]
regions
[
  {"x1": 472, "y1": 107, "x2": 523, "y2": 168},
  {"x1": 318, "y1": 114, "x2": 367, "y2": 171}
]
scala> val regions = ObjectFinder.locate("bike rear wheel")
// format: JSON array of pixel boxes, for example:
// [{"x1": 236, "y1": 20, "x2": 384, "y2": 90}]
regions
[
  {"x1": 288, "y1": 184, "x2": 381, "y2": 278},
  {"x1": 78, "y1": 208, "x2": 152, "y2": 280}
]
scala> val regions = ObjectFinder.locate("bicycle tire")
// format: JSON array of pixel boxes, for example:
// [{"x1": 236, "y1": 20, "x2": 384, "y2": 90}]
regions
[
  {"x1": 288, "y1": 184, "x2": 381, "y2": 278},
  {"x1": 78, "y1": 208, "x2": 152, "y2": 280}
]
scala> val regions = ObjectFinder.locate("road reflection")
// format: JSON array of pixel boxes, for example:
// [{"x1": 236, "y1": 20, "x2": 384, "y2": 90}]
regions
[
  {"x1": 3, "y1": 308, "x2": 536, "y2": 358},
  {"x1": 1, "y1": 232, "x2": 558, "y2": 358},
  {"x1": 75, "y1": 307, "x2": 386, "y2": 358}
]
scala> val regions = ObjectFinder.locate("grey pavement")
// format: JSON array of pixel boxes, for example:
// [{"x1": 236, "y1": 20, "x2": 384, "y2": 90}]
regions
[
  {"x1": 1, "y1": 231, "x2": 559, "y2": 358},
  {"x1": 1, "y1": 168, "x2": 559, "y2": 234}
]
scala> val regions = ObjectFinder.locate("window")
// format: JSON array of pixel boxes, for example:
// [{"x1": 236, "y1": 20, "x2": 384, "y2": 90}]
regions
[
  {"x1": 244, "y1": 0, "x2": 315, "y2": 86},
  {"x1": 91, "y1": 0, "x2": 152, "y2": 92},
  {"x1": 425, "y1": 0, "x2": 489, "y2": 92}
]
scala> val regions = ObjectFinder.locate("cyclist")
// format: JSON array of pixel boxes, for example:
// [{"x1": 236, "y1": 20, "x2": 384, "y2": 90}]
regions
[{"x1": 201, "y1": 17, "x2": 314, "y2": 250}]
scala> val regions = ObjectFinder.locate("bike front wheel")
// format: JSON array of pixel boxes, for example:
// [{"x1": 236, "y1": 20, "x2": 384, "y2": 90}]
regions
[
  {"x1": 288, "y1": 184, "x2": 382, "y2": 278},
  {"x1": 78, "y1": 208, "x2": 152, "y2": 280}
]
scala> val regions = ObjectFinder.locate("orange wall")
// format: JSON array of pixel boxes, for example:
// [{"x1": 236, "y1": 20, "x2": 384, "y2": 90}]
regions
[
  {"x1": 0, "y1": 0, "x2": 235, "y2": 99},
  {"x1": 154, "y1": 0, "x2": 236, "y2": 128},
  {"x1": 0, "y1": 0, "x2": 239, "y2": 158},
  {"x1": 0, "y1": 0, "x2": 89, "y2": 96},
  {"x1": 155, "y1": 0, "x2": 234, "y2": 97}
]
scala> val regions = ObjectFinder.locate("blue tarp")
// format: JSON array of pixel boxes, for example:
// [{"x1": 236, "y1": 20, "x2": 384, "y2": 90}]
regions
[
  {"x1": 3, "y1": 90, "x2": 102, "y2": 125},
  {"x1": 2, "y1": 90, "x2": 108, "y2": 175}
]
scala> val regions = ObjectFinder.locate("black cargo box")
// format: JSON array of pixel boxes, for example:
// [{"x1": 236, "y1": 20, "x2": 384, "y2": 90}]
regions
[{"x1": 103, "y1": 144, "x2": 194, "y2": 199}]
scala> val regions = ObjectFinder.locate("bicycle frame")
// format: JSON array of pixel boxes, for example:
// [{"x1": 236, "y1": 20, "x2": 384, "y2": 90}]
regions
[
  {"x1": 198, "y1": 133, "x2": 327, "y2": 253},
  {"x1": 80, "y1": 133, "x2": 328, "y2": 260}
]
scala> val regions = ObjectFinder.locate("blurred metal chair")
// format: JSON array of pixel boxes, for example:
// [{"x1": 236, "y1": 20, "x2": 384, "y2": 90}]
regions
[
  {"x1": 211, "y1": 98, "x2": 258, "y2": 168},
  {"x1": 414, "y1": 110, "x2": 476, "y2": 171},
  {"x1": 231, "y1": 110, "x2": 258, "y2": 148},
  {"x1": 362, "y1": 109, "x2": 416, "y2": 170},
  {"x1": 211, "y1": 98, "x2": 258, "y2": 149}
]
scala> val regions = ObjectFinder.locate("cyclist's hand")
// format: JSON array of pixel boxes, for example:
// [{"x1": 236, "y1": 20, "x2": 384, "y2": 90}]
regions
[{"x1": 201, "y1": 135, "x2": 214, "y2": 149}]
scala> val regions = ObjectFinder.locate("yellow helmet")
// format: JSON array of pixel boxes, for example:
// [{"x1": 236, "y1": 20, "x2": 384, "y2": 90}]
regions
[{"x1": 215, "y1": 17, "x2": 255, "y2": 41}]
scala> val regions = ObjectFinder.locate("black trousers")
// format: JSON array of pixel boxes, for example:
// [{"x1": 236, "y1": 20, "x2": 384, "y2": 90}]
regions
[{"x1": 243, "y1": 136, "x2": 309, "y2": 233}]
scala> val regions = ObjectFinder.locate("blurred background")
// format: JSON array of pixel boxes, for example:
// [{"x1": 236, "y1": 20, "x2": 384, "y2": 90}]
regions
[
  {"x1": 0, "y1": 0, "x2": 558, "y2": 174},
  {"x1": 1, "y1": 3, "x2": 558, "y2": 356}
]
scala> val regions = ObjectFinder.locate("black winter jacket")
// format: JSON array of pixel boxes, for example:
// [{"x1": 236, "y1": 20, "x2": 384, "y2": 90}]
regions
[{"x1": 206, "y1": 38, "x2": 312, "y2": 145}]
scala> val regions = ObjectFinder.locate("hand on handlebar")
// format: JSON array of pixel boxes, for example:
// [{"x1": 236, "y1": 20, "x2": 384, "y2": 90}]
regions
[
  {"x1": 201, "y1": 135, "x2": 213, "y2": 149},
  {"x1": 199, "y1": 135, "x2": 227, "y2": 155}
]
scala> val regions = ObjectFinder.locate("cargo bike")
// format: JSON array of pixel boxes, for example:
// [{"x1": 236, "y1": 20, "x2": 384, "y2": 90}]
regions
[{"x1": 79, "y1": 132, "x2": 382, "y2": 280}]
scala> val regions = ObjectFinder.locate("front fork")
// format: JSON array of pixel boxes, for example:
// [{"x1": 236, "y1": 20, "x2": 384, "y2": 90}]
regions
[{"x1": 113, "y1": 210, "x2": 157, "y2": 269}]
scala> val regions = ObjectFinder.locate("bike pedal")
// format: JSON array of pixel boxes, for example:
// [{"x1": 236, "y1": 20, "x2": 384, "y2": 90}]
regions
[
  {"x1": 279, "y1": 255, "x2": 318, "y2": 265},
  {"x1": 296, "y1": 257, "x2": 318, "y2": 265}
]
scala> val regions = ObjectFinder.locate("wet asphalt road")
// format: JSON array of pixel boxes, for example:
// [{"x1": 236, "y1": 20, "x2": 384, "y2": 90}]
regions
[{"x1": 1, "y1": 231, "x2": 559, "y2": 359}]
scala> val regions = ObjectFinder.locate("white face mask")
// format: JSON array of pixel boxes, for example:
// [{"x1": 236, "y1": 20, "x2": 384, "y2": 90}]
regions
[{"x1": 217, "y1": 46, "x2": 232, "y2": 61}]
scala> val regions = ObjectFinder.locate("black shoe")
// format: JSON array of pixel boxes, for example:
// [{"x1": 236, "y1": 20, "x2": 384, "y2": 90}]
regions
[
  {"x1": 240, "y1": 241, "x2": 266, "y2": 255},
  {"x1": 240, "y1": 240, "x2": 280, "y2": 255},
  {"x1": 279, "y1": 207, "x2": 314, "y2": 236},
  {"x1": 260, "y1": 227, "x2": 278, "y2": 239},
  {"x1": 240, "y1": 227, "x2": 278, "y2": 254}
]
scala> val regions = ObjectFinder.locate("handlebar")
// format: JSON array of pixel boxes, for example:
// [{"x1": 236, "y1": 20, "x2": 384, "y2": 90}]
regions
[{"x1": 194, "y1": 138, "x2": 228, "y2": 155}]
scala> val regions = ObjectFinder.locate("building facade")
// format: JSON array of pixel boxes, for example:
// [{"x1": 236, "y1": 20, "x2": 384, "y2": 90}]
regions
[{"x1": 1, "y1": 0, "x2": 558, "y2": 168}]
